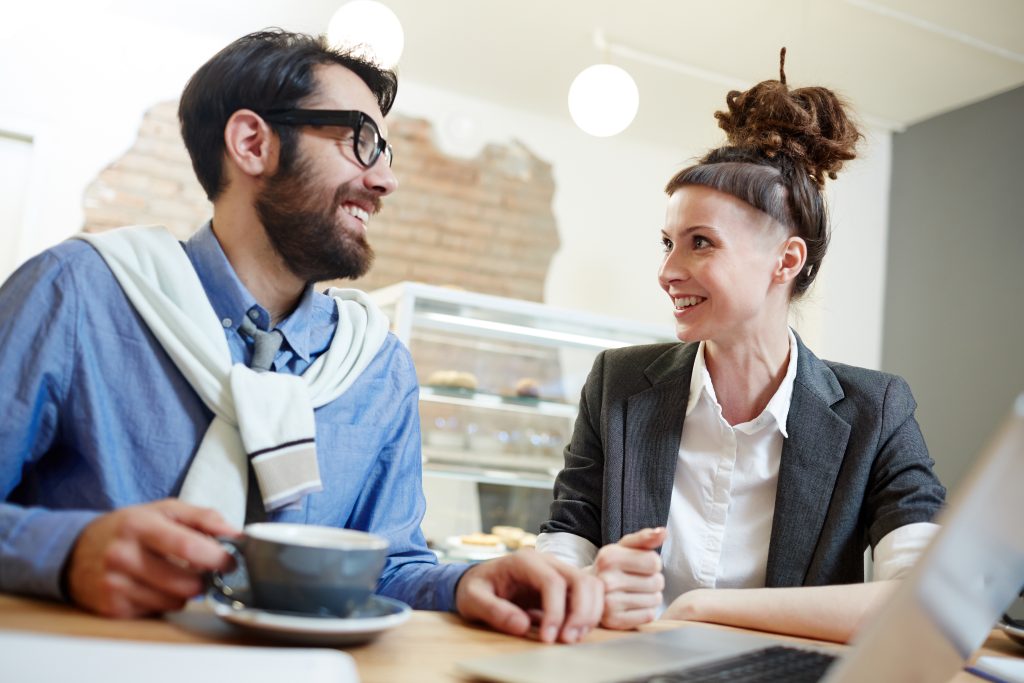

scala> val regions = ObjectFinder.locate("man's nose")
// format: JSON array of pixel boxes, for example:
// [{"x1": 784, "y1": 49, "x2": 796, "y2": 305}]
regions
[{"x1": 364, "y1": 158, "x2": 398, "y2": 196}]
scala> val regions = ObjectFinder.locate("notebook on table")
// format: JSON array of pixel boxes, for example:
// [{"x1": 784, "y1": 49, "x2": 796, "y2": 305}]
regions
[
  {"x1": 458, "y1": 395, "x2": 1024, "y2": 683},
  {"x1": 0, "y1": 630, "x2": 359, "y2": 683}
]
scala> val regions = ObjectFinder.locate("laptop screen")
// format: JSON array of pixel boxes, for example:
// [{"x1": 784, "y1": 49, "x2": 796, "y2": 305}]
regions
[{"x1": 824, "y1": 393, "x2": 1024, "y2": 681}]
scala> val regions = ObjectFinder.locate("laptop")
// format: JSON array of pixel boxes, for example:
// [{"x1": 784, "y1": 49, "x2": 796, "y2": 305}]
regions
[{"x1": 458, "y1": 395, "x2": 1024, "y2": 683}]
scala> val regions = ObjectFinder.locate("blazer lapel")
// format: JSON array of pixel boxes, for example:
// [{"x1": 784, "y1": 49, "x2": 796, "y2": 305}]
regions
[
  {"x1": 621, "y1": 344, "x2": 697, "y2": 534},
  {"x1": 765, "y1": 338, "x2": 851, "y2": 586}
]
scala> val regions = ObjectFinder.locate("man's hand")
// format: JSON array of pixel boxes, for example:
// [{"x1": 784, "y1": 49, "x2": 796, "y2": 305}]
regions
[
  {"x1": 455, "y1": 549, "x2": 604, "y2": 643},
  {"x1": 593, "y1": 527, "x2": 666, "y2": 630},
  {"x1": 65, "y1": 499, "x2": 238, "y2": 618}
]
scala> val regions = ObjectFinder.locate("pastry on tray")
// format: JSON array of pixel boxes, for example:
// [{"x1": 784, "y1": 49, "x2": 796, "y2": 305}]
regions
[
  {"x1": 513, "y1": 377, "x2": 541, "y2": 398},
  {"x1": 458, "y1": 532, "x2": 502, "y2": 547},
  {"x1": 426, "y1": 370, "x2": 478, "y2": 391},
  {"x1": 490, "y1": 526, "x2": 538, "y2": 550}
]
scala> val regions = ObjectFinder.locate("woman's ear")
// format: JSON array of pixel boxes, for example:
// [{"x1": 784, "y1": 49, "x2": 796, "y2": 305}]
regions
[
  {"x1": 223, "y1": 109, "x2": 278, "y2": 179},
  {"x1": 775, "y1": 235, "x2": 808, "y2": 286}
]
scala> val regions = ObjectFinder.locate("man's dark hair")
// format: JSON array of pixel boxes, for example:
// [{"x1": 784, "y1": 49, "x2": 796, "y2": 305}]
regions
[{"x1": 178, "y1": 28, "x2": 398, "y2": 201}]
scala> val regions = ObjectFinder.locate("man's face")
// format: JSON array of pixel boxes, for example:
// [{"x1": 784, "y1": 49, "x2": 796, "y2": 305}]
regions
[{"x1": 256, "y1": 64, "x2": 398, "y2": 283}]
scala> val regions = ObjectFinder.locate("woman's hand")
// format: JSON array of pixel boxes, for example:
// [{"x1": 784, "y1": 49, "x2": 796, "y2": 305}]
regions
[
  {"x1": 661, "y1": 583, "x2": 899, "y2": 643},
  {"x1": 594, "y1": 527, "x2": 667, "y2": 629}
]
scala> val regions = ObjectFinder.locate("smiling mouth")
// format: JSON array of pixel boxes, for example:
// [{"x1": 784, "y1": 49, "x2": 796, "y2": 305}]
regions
[
  {"x1": 341, "y1": 203, "x2": 370, "y2": 224},
  {"x1": 674, "y1": 296, "x2": 707, "y2": 311}
]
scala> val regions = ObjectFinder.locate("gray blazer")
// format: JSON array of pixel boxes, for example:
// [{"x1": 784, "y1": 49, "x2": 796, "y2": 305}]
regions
[{"x1": 542, "y1": 336, "x2": 946, "y2": 586}]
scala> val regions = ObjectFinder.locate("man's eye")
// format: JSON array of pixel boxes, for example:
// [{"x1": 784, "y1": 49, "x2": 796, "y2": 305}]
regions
[{"x1": 319, "y1": 125, "x2": 352, "y2": 143}]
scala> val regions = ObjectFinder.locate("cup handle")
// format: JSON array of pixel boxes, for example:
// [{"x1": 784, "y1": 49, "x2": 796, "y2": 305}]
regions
[{"x1": 207, "y1": 536, "x2": 248, "y2": 605}]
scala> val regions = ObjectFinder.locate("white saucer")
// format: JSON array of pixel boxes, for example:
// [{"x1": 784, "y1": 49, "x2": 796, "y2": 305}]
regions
[{"x1": 206, "y1": 591, "x2": 411, "y2": 645}]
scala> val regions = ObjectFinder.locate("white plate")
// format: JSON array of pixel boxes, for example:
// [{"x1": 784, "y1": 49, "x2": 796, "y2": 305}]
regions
[
  {"x1": 443, "y1": 535, "x2": 507, "y2": 562},
  {"x1": 206, "y1": 591, "x2": 411, "y2": 645}
]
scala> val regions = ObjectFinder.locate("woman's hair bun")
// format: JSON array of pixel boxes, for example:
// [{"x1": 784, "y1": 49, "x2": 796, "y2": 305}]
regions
[{"x1": 713, "y1": 48, "x2": 861, "y2": 186}]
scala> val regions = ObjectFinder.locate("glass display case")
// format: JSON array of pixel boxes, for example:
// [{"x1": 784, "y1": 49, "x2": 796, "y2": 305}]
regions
[{"x1": 370, "y1": 282, "x2": 676, "y2": 552}]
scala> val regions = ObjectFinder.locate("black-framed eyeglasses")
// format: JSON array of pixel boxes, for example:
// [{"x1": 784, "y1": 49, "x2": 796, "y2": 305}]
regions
[{"x1": 258, "y1": 109, "x2": 393, "y2": 169}]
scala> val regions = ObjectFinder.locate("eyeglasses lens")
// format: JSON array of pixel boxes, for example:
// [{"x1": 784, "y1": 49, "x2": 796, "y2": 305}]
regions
[{"x1": 357, "y1": 120, "x2": 380, "y2": 168}]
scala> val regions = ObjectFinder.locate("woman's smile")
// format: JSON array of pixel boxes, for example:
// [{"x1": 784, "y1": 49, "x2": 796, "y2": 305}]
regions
[{"x1": 672, "y1": 295, "x2": 708, "y2": 317}]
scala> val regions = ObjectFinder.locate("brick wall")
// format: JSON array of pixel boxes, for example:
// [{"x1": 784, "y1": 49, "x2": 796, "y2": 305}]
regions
[
  {"x1": 82, "y1": 102, "x2": 209, "y2": 241},
  {"x1": 82, "y1": 101, "x2": 560, "y2": 302}
]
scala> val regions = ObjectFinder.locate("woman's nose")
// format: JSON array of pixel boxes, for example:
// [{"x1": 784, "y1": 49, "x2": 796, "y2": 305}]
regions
[{"x1": 658, "y1": 251, "x2": 689, "y2": 287}]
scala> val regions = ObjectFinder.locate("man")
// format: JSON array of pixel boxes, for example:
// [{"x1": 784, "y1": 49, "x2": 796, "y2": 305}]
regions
[{"x1": 0, "y1": 29, "x2": 601, "y2": 644}]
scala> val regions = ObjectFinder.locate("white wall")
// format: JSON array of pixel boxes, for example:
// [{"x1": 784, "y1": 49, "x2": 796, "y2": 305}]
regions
[
  {"x1": 0, "y1": 3, "x2": 227, "y2": 268},
  {"x1": 806, "y1": 129, "x2": 893, "y2": 370},
  {"x1": 0, "y1": 3, "x2": 893, "y2": 368},
  {"x1": 0, "y1": 133, "x2": 34, "y2": 278}
]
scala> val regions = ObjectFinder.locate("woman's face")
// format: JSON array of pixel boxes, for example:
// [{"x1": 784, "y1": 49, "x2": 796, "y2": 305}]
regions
[{"x1": 658, "y1": 185, "x2": 793, "y2": 345}]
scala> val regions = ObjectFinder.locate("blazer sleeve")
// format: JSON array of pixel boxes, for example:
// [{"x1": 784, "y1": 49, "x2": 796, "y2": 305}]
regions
[
  {"x1": 863, "y1": 374, "x2": 946, "y2": 547},
  {"x1": 541, "y1": 350, "x2": 607, "y2": 547}
]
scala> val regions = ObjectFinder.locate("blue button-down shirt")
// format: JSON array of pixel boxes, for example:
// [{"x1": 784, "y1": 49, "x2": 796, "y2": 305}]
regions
[{"x1": 0, "y1": 223, "x2": 467, "y2": 610}]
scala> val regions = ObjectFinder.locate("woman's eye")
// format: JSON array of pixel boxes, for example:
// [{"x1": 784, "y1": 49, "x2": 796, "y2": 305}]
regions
[
  {"x1": 661, "y1": 237, "x2": 673, "y2": 252},
  {"x1": 693, "y1": 235, "x2": 710, "y2": 249}
]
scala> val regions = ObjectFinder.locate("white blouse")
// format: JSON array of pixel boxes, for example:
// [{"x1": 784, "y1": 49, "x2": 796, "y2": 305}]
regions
[{"x1": 537, "y1": 330, "x2": 938, "y2": 603}]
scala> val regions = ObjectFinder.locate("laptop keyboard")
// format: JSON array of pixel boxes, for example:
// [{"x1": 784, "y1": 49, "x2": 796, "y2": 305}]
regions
[{"x1": 620, "y1": 645, "x2": 838, "y2": 683}]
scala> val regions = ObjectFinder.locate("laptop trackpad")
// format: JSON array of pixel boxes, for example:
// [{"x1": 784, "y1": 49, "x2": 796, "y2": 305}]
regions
[{"x1": 457, "y1": 626, "x2": 780, "y2": 683}]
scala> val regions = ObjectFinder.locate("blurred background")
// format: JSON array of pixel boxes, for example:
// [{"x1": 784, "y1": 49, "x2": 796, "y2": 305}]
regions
[{"x1": 1, "y1": 0, "x2": 1021, "y2": 523}]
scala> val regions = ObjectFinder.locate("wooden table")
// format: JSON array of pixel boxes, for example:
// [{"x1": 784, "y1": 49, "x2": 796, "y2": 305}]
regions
[{"x1": 0, "y1": 593, "x2": 1019, "y2": 682}]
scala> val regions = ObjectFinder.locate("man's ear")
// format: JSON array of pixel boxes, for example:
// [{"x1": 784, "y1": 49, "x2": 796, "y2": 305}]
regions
[
  {"x1": 223, "y1": 109, "x2": 278, "y2": 179},
  {"x1": 774, "y1": 235, "x2": 808, "y2": 286}
]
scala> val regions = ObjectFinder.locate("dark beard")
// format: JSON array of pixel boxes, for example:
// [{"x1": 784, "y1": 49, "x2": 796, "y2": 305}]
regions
[{"x1": 255, "y1": 157, "x2": 376, "y2": 283}]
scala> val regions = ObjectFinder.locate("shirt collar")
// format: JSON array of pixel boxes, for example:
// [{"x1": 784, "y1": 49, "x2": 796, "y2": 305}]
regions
[
  {"x1": 684, "y1": 328, "x2": 800, "y2": 437},
  {"x1": 761, "y1": 328, "x2": 799, "y2": 437},
  {"x1": 183, "y1": 221, "x2": 315, "y2": 362},
  {"x1": 685, "y1": 341, "x2": 716, "y2": 418}
]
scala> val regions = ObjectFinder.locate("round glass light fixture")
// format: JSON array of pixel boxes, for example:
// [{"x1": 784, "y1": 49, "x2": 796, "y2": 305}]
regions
[
  {"x1": 567, "y1": 64, "x2": 639, "y2": 137},
  {"x1": 327, "y1": 0, "x2": 405, "y2": 69}
]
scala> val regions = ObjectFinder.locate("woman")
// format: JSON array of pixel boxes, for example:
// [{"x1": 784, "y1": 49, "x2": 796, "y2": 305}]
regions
[{"x1": 537, "y1": 52, "x2": 945, "y2": 643}]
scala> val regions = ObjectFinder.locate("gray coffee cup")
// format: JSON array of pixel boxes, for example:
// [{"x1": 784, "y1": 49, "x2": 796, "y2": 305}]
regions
[{"x1": 210, "y1": 523, "x2": 389, "y2": 617}]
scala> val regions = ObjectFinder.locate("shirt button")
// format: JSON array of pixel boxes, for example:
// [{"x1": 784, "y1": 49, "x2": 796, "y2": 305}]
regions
[
  {"x1": 221, "y1": 318, "x2": 232, "y2": 328},
  {"x1": 248, "y1": 309, "x2": 260, "y2": 320}
]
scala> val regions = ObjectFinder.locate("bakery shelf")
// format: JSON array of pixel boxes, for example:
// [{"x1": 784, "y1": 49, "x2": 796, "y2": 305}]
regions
[
  {"x1": 371, "y1": 281, "x2": 671, "y2": 351},
  {"x1": 420, "y1": 386, "x2": 578, "y2": 419},
  {"x1": 419, "y1": 459, "x2": 556, "y2": 490},
  {"x1": 421, "y1": 445, "x2": 561, "y2": 477},
  {"x1": 369, "y1": 281, "x2": 675, "y2": 539}
]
